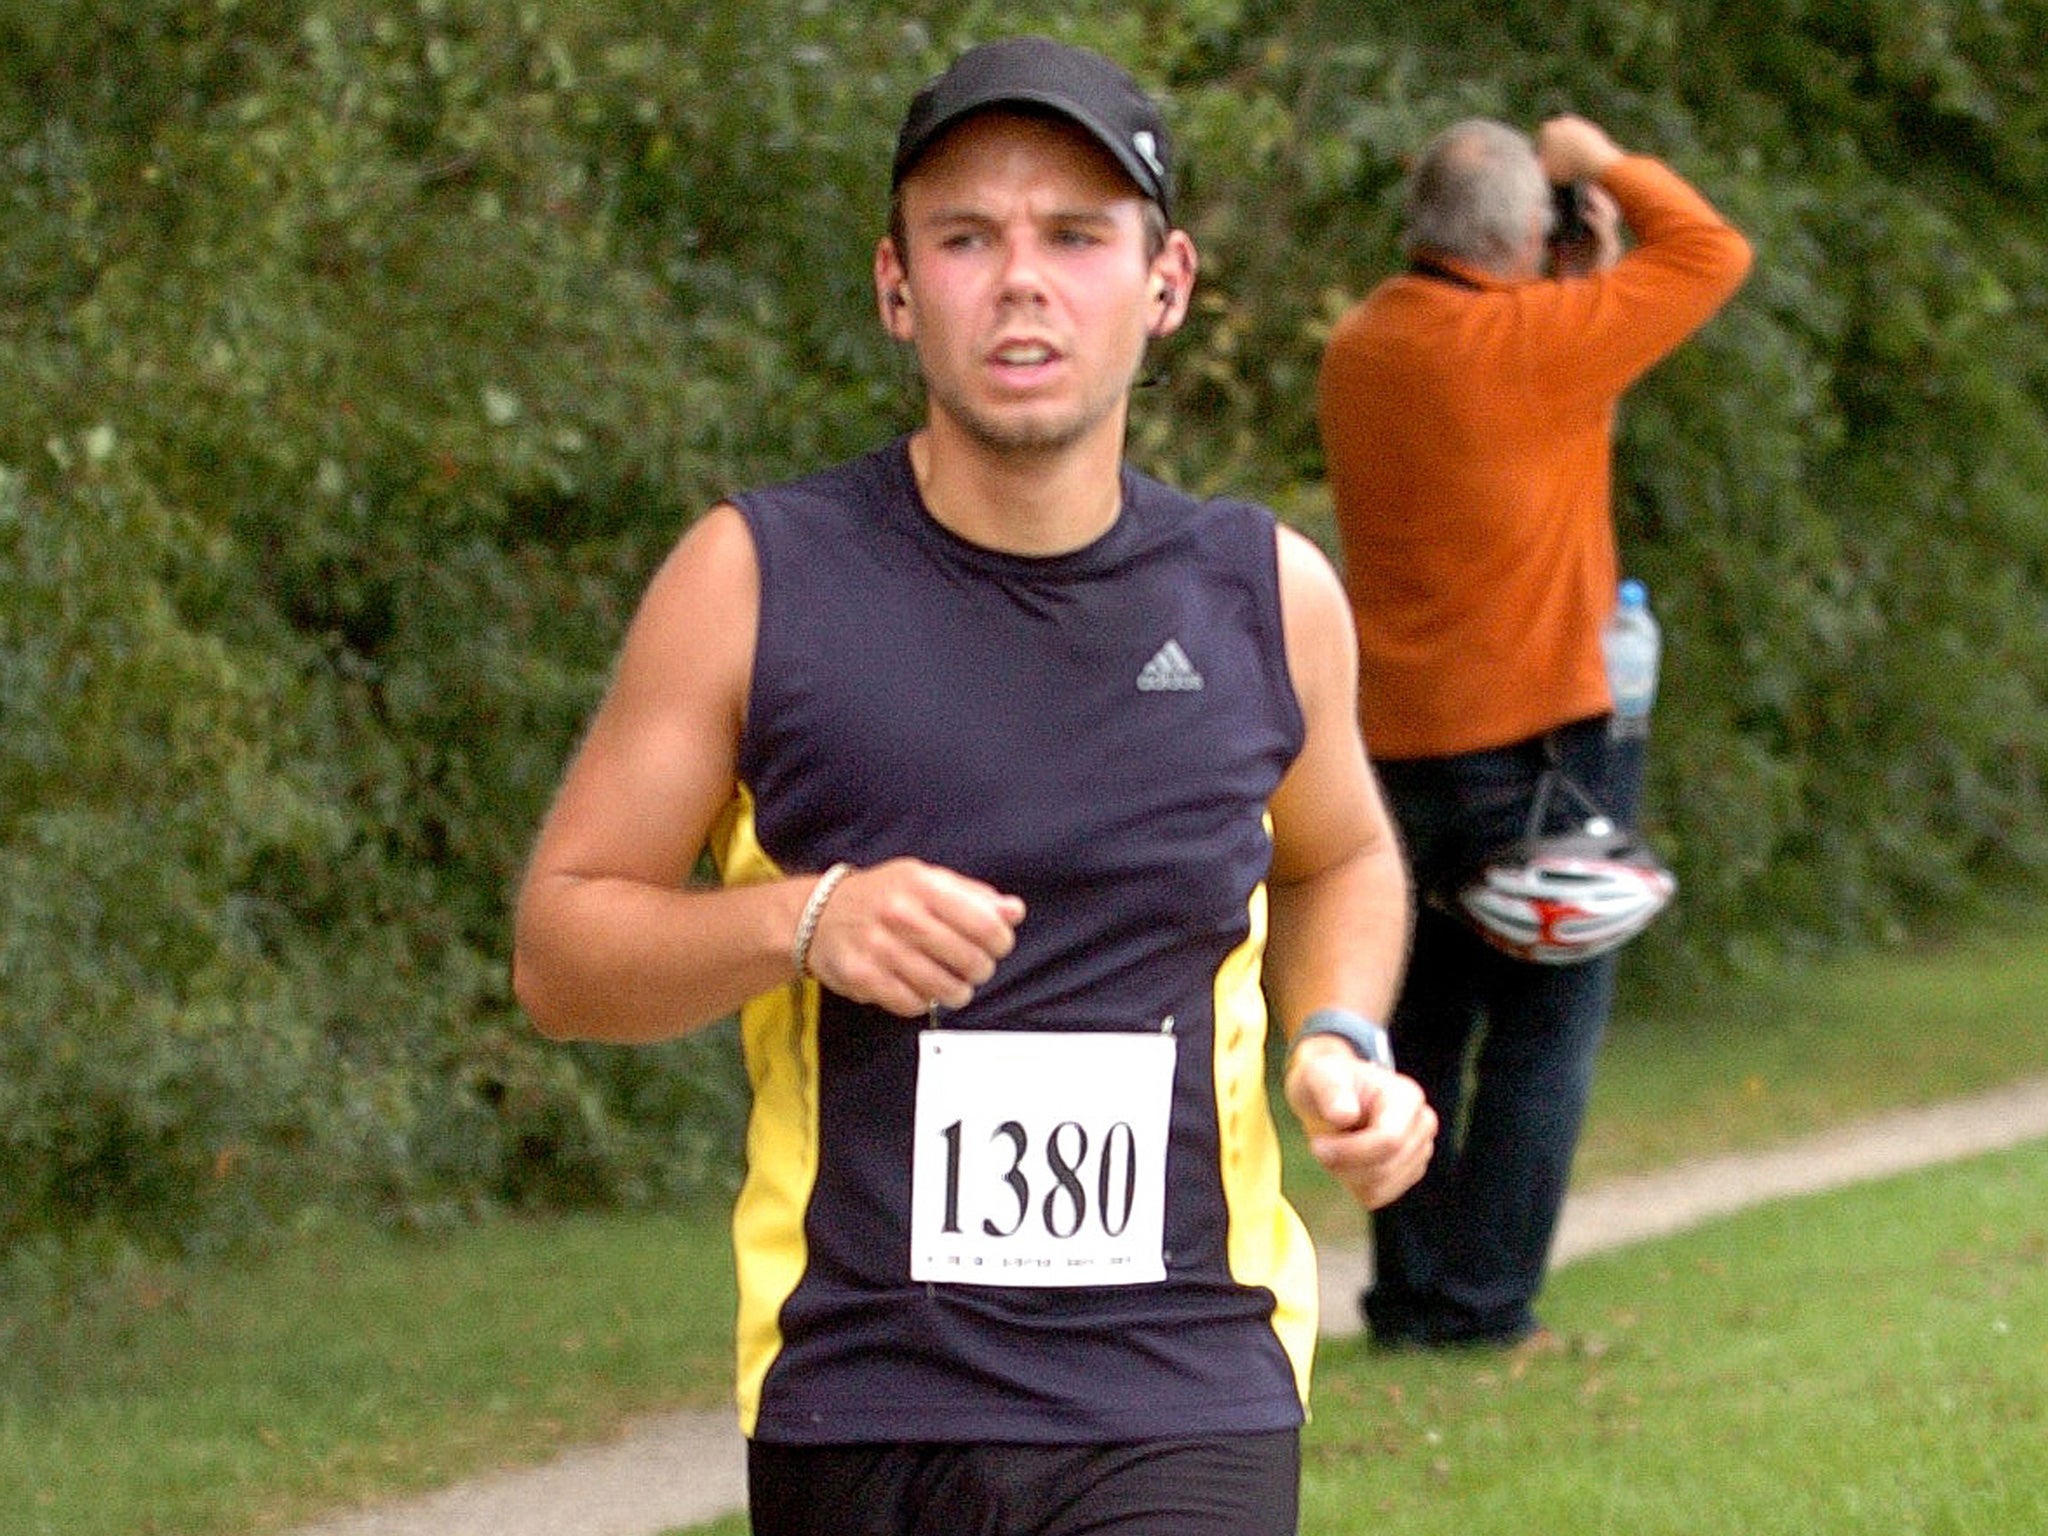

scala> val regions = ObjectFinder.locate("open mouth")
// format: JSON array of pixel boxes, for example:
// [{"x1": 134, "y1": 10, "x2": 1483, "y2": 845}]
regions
[{"x1": 989, "y1": 338, "x2": 1061, "y2": 373}]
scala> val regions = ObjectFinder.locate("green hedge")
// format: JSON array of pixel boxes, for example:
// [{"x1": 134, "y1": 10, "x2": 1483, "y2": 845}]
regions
[{"x1": 3, "y1": 0, "x2": 2044, "y2": 1257}]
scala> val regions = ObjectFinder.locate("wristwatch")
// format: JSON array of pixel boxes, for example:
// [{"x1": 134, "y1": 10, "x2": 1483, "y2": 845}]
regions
[{"x1": 1295, "y1": 1008, "x2": 1395, "y2": 1071}]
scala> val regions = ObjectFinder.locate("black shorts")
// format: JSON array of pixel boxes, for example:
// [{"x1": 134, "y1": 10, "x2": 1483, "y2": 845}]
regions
[{"x1": 748, "y1": 1430, "x2": 1300, "y2": 1536}]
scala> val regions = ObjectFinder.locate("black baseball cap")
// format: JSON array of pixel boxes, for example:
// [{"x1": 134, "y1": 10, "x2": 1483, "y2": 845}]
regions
[{"x1": 891, "y1": 37, "x2": 1175, "y2": 223}]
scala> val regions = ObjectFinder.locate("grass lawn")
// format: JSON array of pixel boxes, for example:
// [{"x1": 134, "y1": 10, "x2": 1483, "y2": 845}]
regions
[
  {"x1": 1580, "y1": 911, "x2": 2048, "y2": 1178},
  {"x1": 8, "y1": 908, "x2": 2048, "y2": 1535},
  {"x1": 3, "y1": 1211, "x2": 737, "y2": 1536},
  {"x1": 1298, "y1": 1139, "x2": 2048, "y2": 1535}
]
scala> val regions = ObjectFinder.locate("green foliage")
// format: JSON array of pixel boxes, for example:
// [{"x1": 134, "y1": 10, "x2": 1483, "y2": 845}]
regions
[
  {"x1": 1, "y1": 0, "x2": 758, "y2": 1251},
  {"x1": 3, "y1": 0, "x2": 2047, "y2": 1254},
  {"x1": 0, "y1": 451, "x2": 343, "y2": 1249}
]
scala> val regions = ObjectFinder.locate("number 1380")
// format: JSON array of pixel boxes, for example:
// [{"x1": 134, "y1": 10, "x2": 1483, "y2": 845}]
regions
[{"x1": 936, "y1": 1118, "x2": 1141, "y2": 1241}]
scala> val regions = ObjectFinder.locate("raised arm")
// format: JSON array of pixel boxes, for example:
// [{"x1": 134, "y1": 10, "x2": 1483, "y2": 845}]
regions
[{"x1": 1533, "y1": 115, "x2": 1754, "y2": 392}]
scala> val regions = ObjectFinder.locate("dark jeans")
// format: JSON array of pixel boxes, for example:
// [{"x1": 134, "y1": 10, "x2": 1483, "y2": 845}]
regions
[{"x1": 1366, "y1": 717, "x2": 1642, "y2": 1347}]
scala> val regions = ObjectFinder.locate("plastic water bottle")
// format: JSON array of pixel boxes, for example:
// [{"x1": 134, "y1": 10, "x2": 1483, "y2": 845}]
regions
[{"x1": 1602, "y1": 578, "x2": 1661, "y2": 740}]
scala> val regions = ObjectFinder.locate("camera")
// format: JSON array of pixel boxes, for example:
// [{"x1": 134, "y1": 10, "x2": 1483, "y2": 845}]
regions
[
  {"x1": 1550, "y1": 182, "x2": 1592, "y2": 247},
  {"x1": 1547, "y1": 181, "x2": 1597, "y2": 272}
]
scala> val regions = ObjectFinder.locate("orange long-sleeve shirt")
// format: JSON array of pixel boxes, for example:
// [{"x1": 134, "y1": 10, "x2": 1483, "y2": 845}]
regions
[{"x1": 1317, "y1": 155, "x2": 1752, "y2": 760}]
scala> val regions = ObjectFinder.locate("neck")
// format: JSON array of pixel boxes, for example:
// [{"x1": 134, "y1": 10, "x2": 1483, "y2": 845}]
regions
[
  {"x1": 908, "y1": 421, "x2": 1126, "y2": 556},
  {"x1": 1413, "y1": 237, "x2": 1548, "y2": 285}
]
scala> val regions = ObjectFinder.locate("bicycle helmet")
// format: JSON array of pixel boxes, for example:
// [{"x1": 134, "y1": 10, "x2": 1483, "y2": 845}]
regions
[
  {"x1": 1444, "y1": 764, "x2": 1676, "y2": 964},
  {"x1": 1452, "y1": 819, "x2": 1676, "y2": 964}
]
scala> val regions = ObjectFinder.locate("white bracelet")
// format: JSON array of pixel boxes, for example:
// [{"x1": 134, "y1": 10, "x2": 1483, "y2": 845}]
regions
[{"x1": 791, "y1": 862, "x2": 854, "y2": 980}]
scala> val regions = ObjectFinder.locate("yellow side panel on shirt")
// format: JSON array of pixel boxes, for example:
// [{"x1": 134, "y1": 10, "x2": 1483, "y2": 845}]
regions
[
  {"x1": 1215, "y1": 867, "x2": 1321, "y2": 1406},
  {"x1": 708, "y1": 787, "x2": 819, "y2": 1439}
]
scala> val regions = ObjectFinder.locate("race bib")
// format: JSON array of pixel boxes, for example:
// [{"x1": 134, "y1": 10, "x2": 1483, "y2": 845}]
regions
[{"x1": 910, "y1": 1028, "x2": 1176, "y2": 1287}]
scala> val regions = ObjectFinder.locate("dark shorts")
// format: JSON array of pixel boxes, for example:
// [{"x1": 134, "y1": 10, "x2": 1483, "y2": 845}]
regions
[{"x1": 747, "y1": 1430, "x2": 1300, "y2": 1536}]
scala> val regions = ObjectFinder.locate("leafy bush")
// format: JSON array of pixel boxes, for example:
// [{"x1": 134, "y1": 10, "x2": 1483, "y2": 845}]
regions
[{"x1": 2, "y1": 0, "x2": 2045, "y2": 1254}]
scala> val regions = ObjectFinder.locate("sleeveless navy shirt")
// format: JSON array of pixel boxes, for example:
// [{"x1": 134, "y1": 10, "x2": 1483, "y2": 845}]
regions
[{"x1": 713, "y1": 437, "x2": 1319, "y2": 1445}]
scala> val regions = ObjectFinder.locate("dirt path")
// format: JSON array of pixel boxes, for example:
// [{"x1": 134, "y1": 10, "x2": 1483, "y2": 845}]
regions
[{"x1": 290, "y1": 1074, "x2": 2048, "y2": 1536}]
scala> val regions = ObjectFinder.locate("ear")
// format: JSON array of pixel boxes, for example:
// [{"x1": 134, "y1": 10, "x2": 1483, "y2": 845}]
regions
[
  {"x1": 875, "y1": 237, "x2": 914, "y2": 341},
  {"x1": 1145, "y1": 230, "x2": 1200, "y2": 339}
]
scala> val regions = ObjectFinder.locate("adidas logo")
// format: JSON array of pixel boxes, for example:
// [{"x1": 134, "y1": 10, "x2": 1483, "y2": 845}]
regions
[{"x1": 1136, "y1": 640, "x2": 1204, "y2": 693}]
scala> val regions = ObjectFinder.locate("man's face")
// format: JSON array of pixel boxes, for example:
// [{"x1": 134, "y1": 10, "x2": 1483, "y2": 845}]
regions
[{"x1": 880, "y1": 111, "x2": 1192, "y2": 457}]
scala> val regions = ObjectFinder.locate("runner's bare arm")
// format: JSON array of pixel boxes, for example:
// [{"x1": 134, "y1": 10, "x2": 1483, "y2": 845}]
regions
[
  {"x1": 1264, "y1": 524, "x2": 1411, "y2": 1032},
  {"x1": 1264, "y1": 524, "x2": 1436, "y2": 1208}
]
